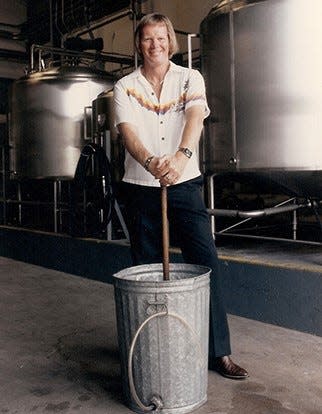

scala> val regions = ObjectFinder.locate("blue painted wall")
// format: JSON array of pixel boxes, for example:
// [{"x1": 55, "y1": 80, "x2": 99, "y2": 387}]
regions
[{"x1": 0, "y1": 226, "x2": 321, "y2": 336}]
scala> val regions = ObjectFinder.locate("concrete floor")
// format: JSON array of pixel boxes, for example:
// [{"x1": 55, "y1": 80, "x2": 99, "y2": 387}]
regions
[{"x1": 0, "y1": 256, "x2": 321, "y2": 414}]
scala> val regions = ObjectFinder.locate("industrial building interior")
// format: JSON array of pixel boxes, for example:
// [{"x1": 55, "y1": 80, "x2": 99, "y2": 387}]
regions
[{"x1": 0, "y1": 0, "x2": 321, "y2": 413}]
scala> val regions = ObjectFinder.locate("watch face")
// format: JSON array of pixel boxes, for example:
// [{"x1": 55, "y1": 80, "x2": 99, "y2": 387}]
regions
[
  {"x1": 184, "y1": 148, "x2": 192, "y2": 157},
  {"x1": 179, "y1": 147, "x2": 192, "y2": 158}
]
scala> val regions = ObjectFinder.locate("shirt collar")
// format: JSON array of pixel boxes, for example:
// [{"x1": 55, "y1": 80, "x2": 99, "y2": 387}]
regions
[{"x1": 135, "y1": 60, "x2": 181, "y2": 80}]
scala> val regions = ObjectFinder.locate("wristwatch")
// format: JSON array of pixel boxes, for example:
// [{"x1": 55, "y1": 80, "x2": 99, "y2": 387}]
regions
[{"x1": 178, "y1": 147, "x2": 193, "y2": 158}]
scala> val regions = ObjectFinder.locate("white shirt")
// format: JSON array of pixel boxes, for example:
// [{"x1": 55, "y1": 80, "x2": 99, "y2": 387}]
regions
[{"x1": 113, "y1": 61, "x2": 210, "y2": 187}]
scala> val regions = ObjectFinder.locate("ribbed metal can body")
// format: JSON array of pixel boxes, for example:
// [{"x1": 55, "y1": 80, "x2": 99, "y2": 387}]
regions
[{"x1": 113, "y1": 263, "x2": 210, "y2": 414}]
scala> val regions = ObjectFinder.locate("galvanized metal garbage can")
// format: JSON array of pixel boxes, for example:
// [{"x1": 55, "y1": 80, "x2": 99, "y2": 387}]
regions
[{"x1": 113, "y1": 263, "x2": 210, "y2": 414}]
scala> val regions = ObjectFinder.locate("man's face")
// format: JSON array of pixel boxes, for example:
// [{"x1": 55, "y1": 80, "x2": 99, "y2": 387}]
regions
[{"x1": 140, "y1": 23, "x2": 170, "y2": 67}]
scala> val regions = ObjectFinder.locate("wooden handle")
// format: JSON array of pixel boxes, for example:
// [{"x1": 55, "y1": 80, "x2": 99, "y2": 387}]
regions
[{"x1": 161, "y1": 186, "x2": 170, "y2": 280}]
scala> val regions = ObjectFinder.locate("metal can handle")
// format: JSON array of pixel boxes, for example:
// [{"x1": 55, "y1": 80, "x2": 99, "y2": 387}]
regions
[{"x1": 127, "y1": 311, "x2": 205, "y2": 412}]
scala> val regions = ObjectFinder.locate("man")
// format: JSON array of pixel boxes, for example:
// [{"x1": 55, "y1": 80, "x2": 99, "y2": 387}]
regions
[{"x1": 113, "y1": 12, "x2": 248, "y2": 380}]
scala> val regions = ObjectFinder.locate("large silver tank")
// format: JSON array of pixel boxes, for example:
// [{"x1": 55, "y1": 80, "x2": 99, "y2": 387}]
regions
[
  {"x1": 200, "y1": 0, "x2": 322, "y2": 195},
  {"x1": 92, "y1": 90, "x2": 124, "y2": 182},
  {"x1": 9, "y1": 66, "x2": 115, "y2": 179}
]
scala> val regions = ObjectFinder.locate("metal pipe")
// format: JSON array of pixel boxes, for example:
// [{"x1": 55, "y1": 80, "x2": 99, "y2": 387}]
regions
[
  {"x1": 132, "y1": 3, "x2": 138, "y2": 69},
  {"x1": 61, "y1": 0, "x2": 69, "y2": 34},
  {"x1": 1, "y1": 146, "x2": 6, "y2": 224},
  {"x1": 207, "y1": 173, "x2": 216, "y2": 235},
  {"x1": 73, "y1": 9, "x2": 134, "y2": 37},
  {"x1": 38, "y1": 49, "x2": 42, "y2": 71},
  {"x1": 229, "y1": 10, "x2": 237, "y2": 166},
  {"x1": 17, "y1": 182, "x2": 22, "y2": 225},
  {"x1": 207, "y1": 202, "x2": 308, "y2": 219},
  {"x1": 49, "y1": 0, "x2": 54, "y2": 64},
  {"x1": 70, "y1": 0, "x2": 77, "y2": 29},
  {"x1": 0, "y1": 199, "x2": 69, "y2": 207},
  {"x1": 58, "y1": 180, "x2": 63, "y2": 230},
  {"x1": 206, "y1": 174, "x2": 309, "y2": 238},
  {"x1": 30, "y1": 44, "x2": 133, "y2": 72},
  {"x1": 292, "y1": 198, "x2": 297, "y2": 240},
  {"x1": 53, "y1": 181, "x2": 58, "y2": 233},
  {"x1": 114, "y1": 201, "x2": 130, "y2": 241},
  {"x1": 187, "y1": 34, "x2": 199, "y2": 69},
  {"x1": 209, "y1": 197, "x2": 311, "y2": 241},
  {"x1": 214, "y1": 232, "x2": 322, "y2": 246},
  {"x1": 30, "y1": 44, "x2": 35, "y2": 71},
  {"x1": 216, "y1": 216, "x2": 252, "y2": 234},
  {"x1": 54, "y1": 0, "x2": 64, "y2": 47}
]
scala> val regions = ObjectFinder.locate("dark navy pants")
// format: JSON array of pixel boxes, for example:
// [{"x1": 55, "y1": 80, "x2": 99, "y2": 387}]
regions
[{"x1": 120, "y1": 175, "x2": 231, "y2": 358}]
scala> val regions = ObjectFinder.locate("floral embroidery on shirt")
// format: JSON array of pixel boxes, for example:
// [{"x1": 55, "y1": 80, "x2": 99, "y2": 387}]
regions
[{"x1": 126, "y1": 87, "x2": 205, "y2": 115}]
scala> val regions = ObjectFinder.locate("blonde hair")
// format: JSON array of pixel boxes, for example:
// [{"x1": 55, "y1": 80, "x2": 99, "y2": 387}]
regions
[{"x1": 134, "y1": 13, "x2": 179, "y2": 59}]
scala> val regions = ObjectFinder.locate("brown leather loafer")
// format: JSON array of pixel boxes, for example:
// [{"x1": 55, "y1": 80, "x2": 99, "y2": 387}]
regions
[{"x1": 209, "y1": 356, "x2": 249, "y2": 380}]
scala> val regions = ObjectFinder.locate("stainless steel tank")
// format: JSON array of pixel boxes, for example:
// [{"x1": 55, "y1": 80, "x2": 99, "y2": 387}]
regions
[
  {"x1": 9, "y1": 66, "x2": 115, "y2": 179},
  {"x1": 200, "y1": 0, "x2": 322, "y2": 195},
  {"x1": 92, "y1": 90, "x2": 124, "y2": 182},
  {"x1": 92, "y1": 89, "x2": 117, "y2": 141}
]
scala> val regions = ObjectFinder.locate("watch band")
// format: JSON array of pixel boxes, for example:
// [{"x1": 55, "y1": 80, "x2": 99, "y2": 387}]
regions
[
  {"x1": 144, "y1": 155, "x2": 154, "y2": 171},
  {"x1": 178, "y1": 147, "x2": 193, "y2": 158}
]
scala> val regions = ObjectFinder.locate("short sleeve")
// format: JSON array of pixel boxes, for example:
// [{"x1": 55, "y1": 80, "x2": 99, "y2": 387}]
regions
[
  {"x1": 184, "y1": 69, "x2": 210, "y2": 119},
  {"x1": 113, "y1": 79, "x2": 138, "y2": 127}
]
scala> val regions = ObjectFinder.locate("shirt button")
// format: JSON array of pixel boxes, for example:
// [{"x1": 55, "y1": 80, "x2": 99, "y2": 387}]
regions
[
  {"x1": 161, "y1": 137, "x2": 165, "y2": 140},
  {"x1": 160, "y1": 121, "x2": 163, "y2": 124},
  {"x1": 151, "y1": 92, "x2": 154, "y2": 95}
]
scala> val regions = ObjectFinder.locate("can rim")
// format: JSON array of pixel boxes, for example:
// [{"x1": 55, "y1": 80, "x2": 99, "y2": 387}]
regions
[{"x1": 113, "y1": 263, "x2": 211, "y2": 285}]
